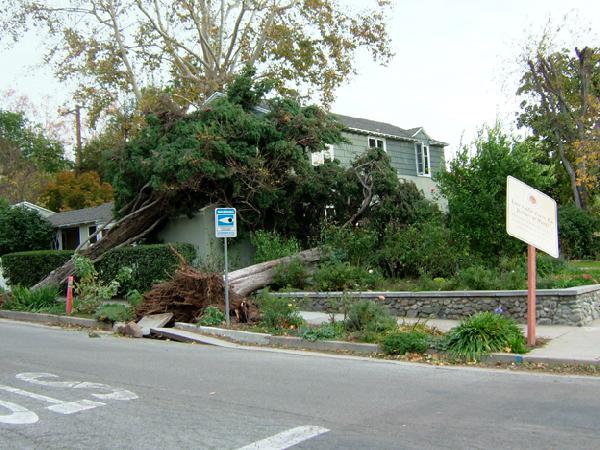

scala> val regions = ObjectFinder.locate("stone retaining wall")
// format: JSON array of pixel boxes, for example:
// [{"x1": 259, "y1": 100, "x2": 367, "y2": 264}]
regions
[{"x1": 274, "y1": 285, "x2": 600, "y2": 326}]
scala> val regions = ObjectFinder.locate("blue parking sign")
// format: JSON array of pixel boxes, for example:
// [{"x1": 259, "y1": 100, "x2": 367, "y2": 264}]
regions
[{"x1": 215, "y1": 208, "x2": 237, "y2": 238}]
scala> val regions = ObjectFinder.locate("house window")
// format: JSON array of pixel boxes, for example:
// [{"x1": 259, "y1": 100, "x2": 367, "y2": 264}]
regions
[
  {"x1": 311, "y1": 144, "x2": 335, "y2": 166},
  {"x1": 415, "y1": 142, "x2": 431, "y2": 176},
  {"x1": 368, "y1": 137, "x2": 386, "y2": 152},
  {"x1": 89, "y1": 225, "x2": 98, "y2": 244}
]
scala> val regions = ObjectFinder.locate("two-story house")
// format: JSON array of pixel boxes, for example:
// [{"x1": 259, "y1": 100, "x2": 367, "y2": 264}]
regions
[{"x1": 310, "y1": 114, "x2": 447, "y2": 203}]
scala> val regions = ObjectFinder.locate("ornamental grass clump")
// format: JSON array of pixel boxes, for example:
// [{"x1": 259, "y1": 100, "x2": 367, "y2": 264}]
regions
[
  {"x1": 445, "y1": 311, "x2": 526, "y2": 361},
  {"x1": 3, "y1": 285, "x2": 60, "y2": 312}
]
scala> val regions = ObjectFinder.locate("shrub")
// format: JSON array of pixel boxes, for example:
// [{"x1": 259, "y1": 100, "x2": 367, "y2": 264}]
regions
[
  {"x1": 3, "y1": 285, "x2": 60, "y2": 312},
  {"x1": 381, "y1": 331, "x2": 430, "y2": 355},
  {"x1": 445, "y1": 311, "x2": 526, "y2": 361},
  {"x1": 301, "y1": 322, "x2": 345, "y2": 341},
  {"x1": 558, "y1": 204, "x2": 600, "y2": 260},
  {"x1": 272, "y1": 257, "x2": 309, "y2": 290},
  {"x1": 377, "y1": 222, "x2": 463, "y2": 278},
  {"x1": 251, "y1": 231, "x2": 301, "y2": 263},
  {"x1": 256, "y1": 289, "x2": 304, "y2": 330},
  {"x1": 1, "y1": 250, "x2": 73, "y2": 287},
  {"x1": 319, "y1": 225, "x2": 379, "y2": 267},
  {"x1": 313, "y1": 262, "x2": 381, "y2": 291},
  {"x1": 198, "y1": 306, "x2": 226, "y2": 326},
  {"x1": 0, "y1": 205, "x2": 54, "y2": 257},
  {"x1": 454, "y1": 265, "x2": 498, "y2": 290},
  {"x1": 344, "y1": 300, "x2": 397, "y2": 334},
  {"x1": 94, "y1": 304, "x2": 133, "y2": 323},
  {"x1": 96, "y1": 243, "x2": 196, "y2": 293}
]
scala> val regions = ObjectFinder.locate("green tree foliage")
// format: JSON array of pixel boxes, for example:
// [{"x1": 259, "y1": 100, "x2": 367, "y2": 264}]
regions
[
  {"x1": 518, "y1": 45, "x2": 600, "y2": 209},
  {"x1": 106, "y1": 68, "x2": 346, "y2": 239},
  {"x1": 3, "y1": 0, "x2": 393, "y2": 123},
  {"x1": 0, "y1": 205, "x2": 54, "y2": 256},
  {"x1": 436, "y1": 125, "x2": 554, "y2": 261},
  {"x1": 0, "y1": 109, "x2": 68, "y2": 173}
]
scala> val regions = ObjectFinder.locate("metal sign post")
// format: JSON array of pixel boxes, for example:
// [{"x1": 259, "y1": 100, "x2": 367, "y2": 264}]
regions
[
  {"x1": 506, "y1": 176, "x2": 558, "y2": 346},
  {"x1": 215, "y1": 208, "x2": 237, "y2": 327}
]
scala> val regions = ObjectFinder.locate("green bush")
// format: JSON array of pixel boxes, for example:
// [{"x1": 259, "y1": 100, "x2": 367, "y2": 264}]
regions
[
  {"x1": 1, "y1": 250, "x2": 73, "y2": 287},
  {"x1": 3, "y1": 285, "x2": 60, "y2": 312},
  {"x1": 96, "y1": 243, "x2": 196, "y2": 293},
  {"x1": 381, "y1": 331, "x2": 430, "y2": 355},
  {"x1": 198, "y1": 306, "x2": 226, "y2": 326},
  {"x1": 454, "y1": 265, "x2": 499, "y2": 290},
  {"x1": 0, "y1": 205, "x2": 55, "y2": 257},
  {"x1": 256, "y1": 289, "x2": 304, "y2": 330},
  {"x1": 558, "y1": 204, "x2": 600, "y2": 260},
  {"x1": 301, "y1": 322, "x2": 345, "y2": 341},
  {"x1": 319, "y1": 225, "x2": 379, "y2": 267},
  {"x1": 94, "y1": 304, "x2": 133, "y2": 323},
  {"x1": 377, "y1": 222, "x2": 463, "y2": 278},
  {"x1": 344, "y1": 300, "x2": 397, "y2": 335},
  {"x1": 445, "y1": 311, "x2": 526, "y2": 361},
  {"x1": 272, "y1": 257, "x2": 308, "y2": 290},
  {"x1": 251, "y1": 231, "x2": 301, "y2": 263},
  {"x1": 313, "y1": 262, "x2": 381, "y2": 291}
]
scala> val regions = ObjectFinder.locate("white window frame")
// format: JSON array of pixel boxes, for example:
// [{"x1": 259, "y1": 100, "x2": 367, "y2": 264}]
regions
[
  {"x1": 415, "y1": 142, "x2": 431, "y2": 177},
  {"x1": 322, "y1": 144, "x2": 335, "y2": 161},
  {"x1": 367, "y1": 136, "x2": 386, "y2": 152}
]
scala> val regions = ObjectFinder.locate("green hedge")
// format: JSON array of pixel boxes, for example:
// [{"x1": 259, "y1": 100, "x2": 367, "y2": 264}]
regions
[
  {"x1": 1, "y1": 250, "x2": 73, "y2": 287},
  {"x1": 96, "y1": 243, "x2": 196, "y2": 293},
  {"x1": 1, "y1": 243, "x2": 196, "y2": 291}
]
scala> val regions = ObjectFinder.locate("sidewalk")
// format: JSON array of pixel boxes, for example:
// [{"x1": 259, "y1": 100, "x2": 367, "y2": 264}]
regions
[{"x1": 300, "y1": 311, "x2": 600, "y2": 365}]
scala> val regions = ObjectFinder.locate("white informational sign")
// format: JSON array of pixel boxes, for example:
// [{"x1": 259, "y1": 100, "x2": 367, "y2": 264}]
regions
[
  {"x1": 506, "y1": 176, "x2": 559, "y2": 258},
  {"x1": 214, "y1": 208, "x2": 237, "y2": 238}
]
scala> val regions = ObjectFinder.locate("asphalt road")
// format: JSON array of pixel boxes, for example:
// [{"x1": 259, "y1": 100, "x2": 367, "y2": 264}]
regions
[{"x1": 1, "y1": 319, "x2": 599, "y2": 450}]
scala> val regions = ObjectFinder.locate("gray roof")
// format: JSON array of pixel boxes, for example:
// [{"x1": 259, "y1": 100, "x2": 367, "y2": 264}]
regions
[
  {"x1": 48, "y1": 202, "x2": 114, "y2": 228},
  {"x1": 335, "y1": 114, "x2": 446, "y2": 146}
]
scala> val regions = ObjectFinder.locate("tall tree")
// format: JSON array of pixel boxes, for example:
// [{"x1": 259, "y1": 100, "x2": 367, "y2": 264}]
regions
[
  {"x1": 3, "y1": 0, "x2": 393, "y2": 124},
  {"x1": 41, "y1": 170, "x2": 113, "y2": 211},
  {"x1": 517, "y1": 45, "x2": 600, "y2": 209}
]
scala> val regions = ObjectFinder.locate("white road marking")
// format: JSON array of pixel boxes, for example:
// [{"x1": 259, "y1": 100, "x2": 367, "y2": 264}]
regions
[
  {"x1": 0, "y1": 400, "x2": 39, "y2": 425},
  {"x1": 237, "y1": 426, "x2": 330, "y2": 450},
  {"x1": 0, "y1": 383, "x2": 105, "y2": 415},
  {"x1": 16, "y1": 373, "x2": 138, "y2": 401}
]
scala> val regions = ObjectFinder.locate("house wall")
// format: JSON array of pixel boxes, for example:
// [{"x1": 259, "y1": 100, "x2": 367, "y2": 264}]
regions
[
  {"x1": 333, "y1": 131, "x2": 445, "y2": 204},
  {"x1": 157, "y1": 207, "x2": 254, "y2": 270}
]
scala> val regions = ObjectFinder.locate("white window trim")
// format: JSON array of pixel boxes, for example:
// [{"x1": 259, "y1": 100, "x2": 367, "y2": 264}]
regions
[
  {"x1": 415, "y1": 142, "x2": 431, "y2": 177},
  {"x1": 311, "y1": 144, "x2": 335, "y2": 166},
  {"x1": 367, "y1": 136, "x2": 386, "y2": 152},
  {"x1": 323, "y1": 144, "x2": 335, "y2": 161}
]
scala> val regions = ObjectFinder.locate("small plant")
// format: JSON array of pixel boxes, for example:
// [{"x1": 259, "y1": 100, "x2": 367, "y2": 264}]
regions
[
  {"x1": 198, "y1": 306, "x2": 226, "y2": 326},
  {"x1": 94, "y1": 304, "x2": 133, "y2": 323},
  {"x1": 344, "y1": 300, "x2": 397, "y2": 335},
  {"x1": 445, "y1": 311, "x2": 526, "y2": 361},
  {"x1": 3, "y1": 285, "x2": 60, "y2": 312},
  {"x1": 301, "y1": 322, "x2": 345, "y2": 341},
  {"x1": 256, "y1": 289, "x2": 304, "y2": 330},
  {"x1": 381, "y1": 331, "x2": 430, "y2": 355},
  {"x1": 125, "y1": 289, "x2": 144, "y2": 307},
  {"x1": 251, "y1": 231, "x2": 301, "y2": 263},
  {"x1": 272, "y1": 257, "x2": 308, "y2": 290},
  {"x1": 313, "y1": 262, "x2": 381, "y2": 291},
  {"x1": 73, "y1": 255, "x2": 135, "y2": 315}
]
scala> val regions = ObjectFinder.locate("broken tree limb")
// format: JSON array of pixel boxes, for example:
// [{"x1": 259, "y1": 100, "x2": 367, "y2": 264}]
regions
[{"x1": 229, "y1": 248, "x2": 320, "y2": 296}]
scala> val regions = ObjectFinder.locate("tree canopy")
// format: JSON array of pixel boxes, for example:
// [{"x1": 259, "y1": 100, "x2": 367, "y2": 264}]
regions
[
  {"x1": 436, "y1": 125, "x2": 554, "y2": 261},
  {"x1": 518, "y1": 45, "x2": 600, "y2": 210},
  {"x1": 2, "y1": 0, "x2": 393, "y2": 123},
  {"x1": 41, "y1": 170, "x2": 113, "y2": 212}
]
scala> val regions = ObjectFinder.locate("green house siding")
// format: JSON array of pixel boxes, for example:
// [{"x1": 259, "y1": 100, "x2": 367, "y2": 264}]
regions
[{"x1": 333, "y1": 131, "x2": 445, "y2": 177}]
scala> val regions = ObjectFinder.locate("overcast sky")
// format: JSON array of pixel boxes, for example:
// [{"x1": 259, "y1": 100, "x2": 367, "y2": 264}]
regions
[{"x1": 0, "y1": 0, "x2": 598, "y2": 159}]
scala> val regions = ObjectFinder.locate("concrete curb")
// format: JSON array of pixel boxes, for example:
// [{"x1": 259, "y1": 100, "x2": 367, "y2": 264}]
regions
[
  {"x1": 174, "y1": 322, "x2": 380, "y2": 354},
  {"x1": 0, "y1": 310, "x2": 111, "y2": 330},
  {"x1": 485, "y1": 352, "x2": 600, "y2": 367},
  {"x1": 175, "y1": 322, "x2": 271, "y2": 345}
]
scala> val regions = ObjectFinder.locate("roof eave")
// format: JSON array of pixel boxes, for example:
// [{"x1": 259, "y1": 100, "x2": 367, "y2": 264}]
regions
[{"x1": 345, "y1": 127, "x2": 448, "y2": 146}]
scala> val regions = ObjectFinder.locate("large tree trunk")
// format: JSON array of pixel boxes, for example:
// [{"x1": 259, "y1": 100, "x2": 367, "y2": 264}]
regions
[
  {"x1": 229, "y1": 248, "x2": 320, "y2": 296},
  {"x1": 33, "y1": 194, "x2": 169, "y2": 290}
]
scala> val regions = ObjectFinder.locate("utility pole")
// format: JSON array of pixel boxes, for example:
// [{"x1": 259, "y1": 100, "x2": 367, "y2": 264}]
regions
[{"x1": 61, "y1": 106, "x2": 83, "y2": 174}]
